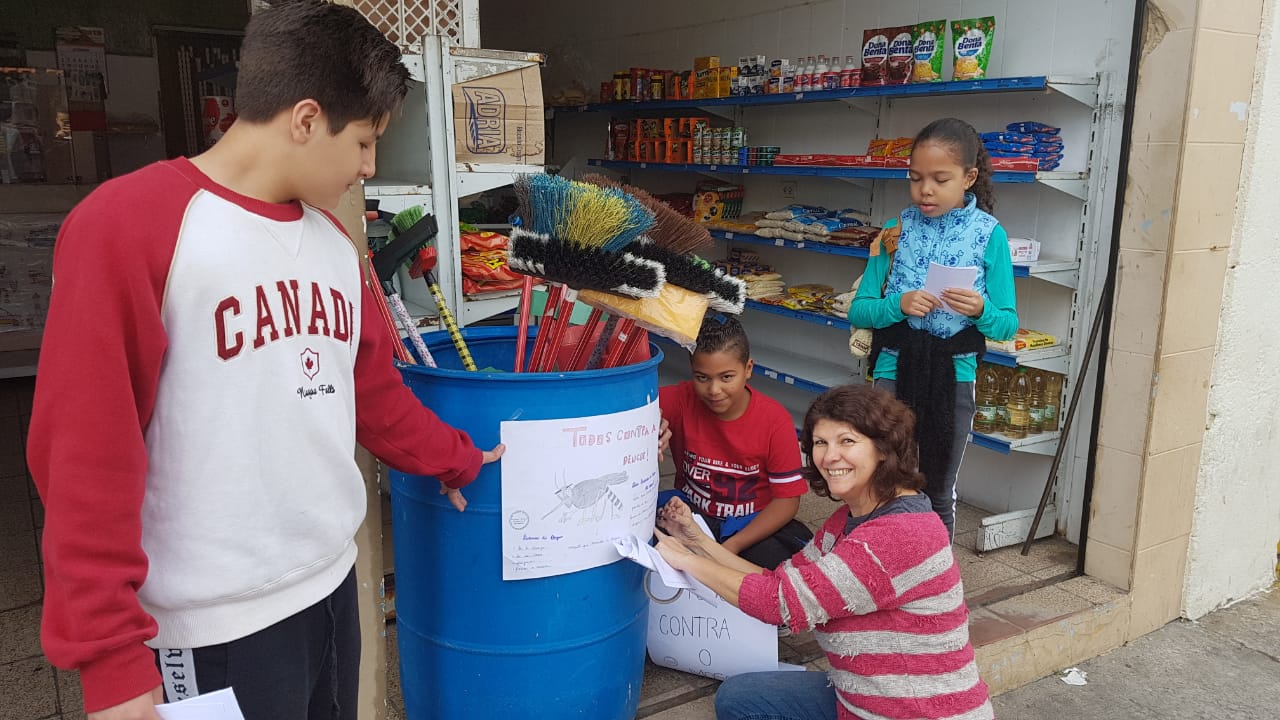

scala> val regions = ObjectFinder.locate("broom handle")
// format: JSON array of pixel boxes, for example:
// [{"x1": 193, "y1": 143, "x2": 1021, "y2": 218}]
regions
[
  {"x1": 387, "y1": 291, "x2": 436, "y2": 367},
  {"x1": 424, "y1": 272, "x2": 477, "y2": 371},
  {"x1": 528, "y1": 283, "x2": 564, "y2": 372},
  {"x1": 601, "y1": 318, "x2": 638, "y2": 368},
  {"x1": 364, "y1": 257, "x2": 414, "y2": 364},
  {"x1": 534, "y1": 288, "x2": 579, "y2": 372},
  {"x1": 513, "y1": 275, "x2": 535, "y2": 373},
  {"x1": 585, "y1": 315, "x2": 620, "y2": 370},
  {"x1": 565, "y1": 307, "x2": 604, "y2": 371},
  {"x1": 608, "y1": 326, "x2": 647, "y2": 369}
]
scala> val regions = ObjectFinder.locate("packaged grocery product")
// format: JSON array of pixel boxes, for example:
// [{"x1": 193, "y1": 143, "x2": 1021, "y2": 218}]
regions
[
  {"x1": 912, "y1": 20, "x2": 946, "y2": 82},
  {"x1": 985, "y1": 328, "x2": 1060, "y2": 353},
  {"x1": 840, "y1": 56, "x2": 860, "y2": 87},
  {"x1": 1006, "y1": 237, "x2": 1041, "y2": 263},
  {"x1": 885, "y1": 26, "x2": 916, "y2": 85},
  {"x1": 982, "y1": 131, "x2": 1036, "y2": 144},
  {"x1": 1006, "y1": 121, "x2": 1059, "y2": 134},
  {"x1": 861, "y1": 28, "x2": 891, "y2": 86},
  {"x1": 952, "y1": 16, "x2": 997, "y2": 80}
]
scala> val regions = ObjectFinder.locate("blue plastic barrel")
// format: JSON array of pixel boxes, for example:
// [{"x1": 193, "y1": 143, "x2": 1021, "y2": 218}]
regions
[{"x1": 390, "y1": 326, "x2": 661, "y2": 719}]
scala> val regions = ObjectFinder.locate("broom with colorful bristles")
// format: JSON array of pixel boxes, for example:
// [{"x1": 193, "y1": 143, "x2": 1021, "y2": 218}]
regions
[
  {"x1": 573, "y1": 176, "x2": 747, "y2": 369},
  {"x1": 507, "y1": 174, "x2": 664, "y2": 372}
]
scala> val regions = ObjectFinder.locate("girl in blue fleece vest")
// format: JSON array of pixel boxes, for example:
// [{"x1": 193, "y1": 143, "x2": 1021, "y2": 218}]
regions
[{"x1": 849, "y1": 117, "x2": 1019, "y2": 538}]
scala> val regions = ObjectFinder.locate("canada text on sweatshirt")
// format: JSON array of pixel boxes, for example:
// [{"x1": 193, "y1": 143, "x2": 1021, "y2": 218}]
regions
[{"x1": 26, "y1": 158, "x2": 483, "y2": 712}]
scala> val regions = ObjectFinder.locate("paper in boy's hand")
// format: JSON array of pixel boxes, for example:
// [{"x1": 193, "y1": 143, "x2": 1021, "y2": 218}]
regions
[
  {"x1": 155, "y1": 688, "x2": 246, "y2": 720},
  {"x1": 923, "y1": 262, "x2": 979, "y2": 313}
]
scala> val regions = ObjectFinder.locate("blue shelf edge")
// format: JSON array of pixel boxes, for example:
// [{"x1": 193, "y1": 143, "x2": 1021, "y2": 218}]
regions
[
  {"x1": 586, "y1": 159, "x2": 1037, "y2": 184},
  {"x1": 556, "y1": 76, "x2": 1050, "y2": 113},
  {"x1": 745, "y1": 299, "x2": 852, "y2": 329},
  {"x1": 745, "y1": 300, "x2": 1058, "y2": 370},
  {"x1": 711, "y1": 230, "x2": 871, "y2": 258}
]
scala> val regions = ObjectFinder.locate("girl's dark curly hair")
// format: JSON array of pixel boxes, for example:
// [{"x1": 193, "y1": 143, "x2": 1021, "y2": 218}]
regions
[
  {"x1": 800, "y1": 385, "x2": 925, "y2": 502},
  {"x1": 913, "y1": 117, "x2": 996, "y2": 214}
]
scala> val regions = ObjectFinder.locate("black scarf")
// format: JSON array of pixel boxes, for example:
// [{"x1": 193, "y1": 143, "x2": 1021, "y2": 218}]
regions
[{"x1": 870, "y1": 321, "x2": 986, "y2": 497}]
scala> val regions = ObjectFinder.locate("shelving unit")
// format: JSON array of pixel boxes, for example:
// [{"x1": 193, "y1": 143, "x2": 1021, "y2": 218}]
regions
[
  {"x1": 573, "y1": 63, "x2": 1123, "y2": 545},
  {"x1": 363, "y1": 37, "x2": 545, "y2": 328},
  {"x1": 585, "y1": 159, "x2": 1089, "y2": 200},
  {"x1": 555, "y1": 75, "x2": 1098, "y2": 113}
]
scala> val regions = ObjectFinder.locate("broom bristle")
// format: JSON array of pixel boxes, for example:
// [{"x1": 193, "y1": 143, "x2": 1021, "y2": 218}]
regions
[
  {"x1": 513, "y1": 174, "x2": 533, "y2": 227},
  {"x1": 527, "y1": 175, "x2": 655, "y2": 253},
  {"x1": 627, "y1": 243, "x2": 746, "y2": 312},
  {"x1": 620, "y1": 183, "x2": 712, "y2": 255},
  {"x1": 508, "y1": 227, "x2": 665, "y2": 298},
  {"x1": 388, "y1": 205, "x2": 427, "y2": 236}
]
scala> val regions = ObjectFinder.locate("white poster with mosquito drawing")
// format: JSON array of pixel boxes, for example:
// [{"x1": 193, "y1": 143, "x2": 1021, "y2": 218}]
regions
[{"x1": 499, "y1": 399, "x2": 662, "y2": 580}]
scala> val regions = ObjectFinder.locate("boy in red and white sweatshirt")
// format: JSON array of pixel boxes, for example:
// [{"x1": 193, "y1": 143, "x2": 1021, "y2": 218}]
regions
[{"x1": 26, "y1": 3, "x2": 502, "y2": 718}]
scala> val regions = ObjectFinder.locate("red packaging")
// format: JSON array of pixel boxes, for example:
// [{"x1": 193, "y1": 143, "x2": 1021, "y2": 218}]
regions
[
  {"x1": 860, "y1": 28, "x2": 891, "y2": 86},
  {"x1": 884, "y1": 26, "x2": 915, "y2": 85}
]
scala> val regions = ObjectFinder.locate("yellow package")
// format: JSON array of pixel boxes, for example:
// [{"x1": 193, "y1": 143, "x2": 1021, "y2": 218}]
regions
[{"x1": 579, "y1": 284, "x2": 709, "y2": 350}]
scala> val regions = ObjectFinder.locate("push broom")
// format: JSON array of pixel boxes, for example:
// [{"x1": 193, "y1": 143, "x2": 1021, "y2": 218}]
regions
[
  {"x1": 577, "y1": 176, "x2": 747, "y2": 369},
  {"x1": 506, "y1": 174, "x2": 664, "y2": 372},
  {"x1": 387, "y1": 207, "x2": 478, "y2": 371}
]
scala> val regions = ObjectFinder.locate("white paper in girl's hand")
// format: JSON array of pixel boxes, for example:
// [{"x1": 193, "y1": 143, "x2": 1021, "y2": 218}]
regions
[
  {"x1": 923, "y1": 262, "x2": 978, "y2": 312},
  {"x1": 155, "y1": 688, "x2": 246, "y2": 720}
]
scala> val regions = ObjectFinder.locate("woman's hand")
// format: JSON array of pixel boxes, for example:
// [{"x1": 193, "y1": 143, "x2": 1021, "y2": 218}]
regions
[
  {"x1": 899, "y1": 290, "x2": 941, "y2": 317},
  {"x1": 657, "y1": 497, "x2": 709, "y2": 548},
  {"x1": 657, "y1": 418, "x2": 671, "y2": 462},
  {"x1": 940, "y1": 288, "x2": 984, "y2": 317},
  {"x1": 653, "y1": 527, "x2": 699, "y2": 571}
]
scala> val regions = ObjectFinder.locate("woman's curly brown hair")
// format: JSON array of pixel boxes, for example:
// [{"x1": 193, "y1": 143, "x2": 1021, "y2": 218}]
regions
[{"x1": 800, "y1": 385, "x2": 925, "y2": 503}]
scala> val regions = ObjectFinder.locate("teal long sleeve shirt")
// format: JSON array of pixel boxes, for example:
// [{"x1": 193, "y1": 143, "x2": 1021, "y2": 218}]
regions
[{"x1": 848, "y1": 218, "x2": 1019, "y2": 382}]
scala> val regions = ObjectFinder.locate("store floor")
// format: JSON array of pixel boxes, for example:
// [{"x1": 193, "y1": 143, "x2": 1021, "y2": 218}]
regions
[{"x1": 0, "y1": 374, "x2": 1094, "y2": 720}]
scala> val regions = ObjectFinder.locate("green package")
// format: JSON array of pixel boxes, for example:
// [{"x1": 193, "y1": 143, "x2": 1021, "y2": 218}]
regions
[
  {"x1": 952, "y1": 16, "x2": 996, "y2": 80},
  {"x1": 912, "y1": 20, "x2": 946, "y2": 83}
]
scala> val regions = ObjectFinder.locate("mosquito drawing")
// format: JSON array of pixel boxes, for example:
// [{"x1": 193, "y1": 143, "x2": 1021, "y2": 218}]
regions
[{"x1": 542, "y1": 470, "x2": 630, "y2": 524}]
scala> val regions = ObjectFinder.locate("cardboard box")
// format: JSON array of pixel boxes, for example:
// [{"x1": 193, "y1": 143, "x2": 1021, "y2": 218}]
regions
[
  {"x1": 693, "y1": 56, "x2": 720, "y2": 72},
  {"x1": 452, "y1": 64, "x2": 545, "y2": 165},
  {"x1": 1007, "y1": 237, "x2": 1041, "y2": 263}
]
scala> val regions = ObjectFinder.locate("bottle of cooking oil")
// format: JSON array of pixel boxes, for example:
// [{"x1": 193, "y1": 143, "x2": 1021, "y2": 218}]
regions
[
  {"x1": 1005, "y1": 368, "x2": 1031, "y2": 440},
  {"x1": 974, "y1": 364, "x2": 1000, "y2": 434},
  {"x1": 995, "y1": 366, "x2": 1012, "y2": 434},
  {"x1": 1043, "y1": 371, "x2": 1062, "y2": 431},
  {"x1": 1028, "y1": 369, "x2": 1046, "y2": 435}
]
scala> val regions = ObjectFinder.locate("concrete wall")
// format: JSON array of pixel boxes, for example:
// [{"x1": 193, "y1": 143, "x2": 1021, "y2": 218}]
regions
[{"x1": 1184, "y1": 0, "x2": 1280, "y2": 619}]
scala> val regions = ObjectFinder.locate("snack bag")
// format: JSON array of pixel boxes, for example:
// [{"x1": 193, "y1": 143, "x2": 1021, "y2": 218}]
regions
[
  {"x1": 884, "y1": 26, "x2": 916, "y2": 85},
  {"x1": 952, "y1": 17, "x2": 996, "y2": 80},
  {"x1": 912, "y1": 20, "x2": 946, "y2": 82},
  {"x1": 861, "y1": 28, "x2": 891, "y2": 86}
]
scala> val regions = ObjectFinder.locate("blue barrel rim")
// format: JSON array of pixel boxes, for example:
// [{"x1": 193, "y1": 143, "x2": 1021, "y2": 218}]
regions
[{"x1": 398, "y1": 325, "x2": 665, "y2": 382}]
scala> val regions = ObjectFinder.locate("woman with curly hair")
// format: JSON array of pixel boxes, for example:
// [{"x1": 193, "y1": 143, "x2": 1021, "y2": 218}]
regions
[{"x1": 654, "y1": 384, "x2": 993, "y2": 720}]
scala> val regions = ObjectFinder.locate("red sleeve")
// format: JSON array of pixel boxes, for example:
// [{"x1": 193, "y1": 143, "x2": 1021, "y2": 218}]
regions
[
  {"x1": 352, "y1": 280, "x2": 482, "y2": 488},
  {"x1": 26, "y1": 168, "x2": 188, "y2": 711},
  {"x1": 658, "y1": 383, "x2": 686, "y2": 432},
  {"x1": 764, "y1": 402, "x2": 806, "y2": 499}
]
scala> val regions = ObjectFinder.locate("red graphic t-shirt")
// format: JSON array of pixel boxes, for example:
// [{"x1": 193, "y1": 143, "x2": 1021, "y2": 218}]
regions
[{"x1": 659, "y1": 382, "x2": 806, "y2": 518}]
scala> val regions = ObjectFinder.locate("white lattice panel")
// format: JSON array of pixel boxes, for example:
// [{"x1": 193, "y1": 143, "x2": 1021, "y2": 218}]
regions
[{"x1": 352, "y1": 0, "x2": 477, "y2": 49}]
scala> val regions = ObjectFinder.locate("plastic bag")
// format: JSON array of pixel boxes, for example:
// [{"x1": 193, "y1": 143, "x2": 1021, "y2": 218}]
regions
[{"x1": 578, "y1": 284, "x2": 709, "y2": 350}]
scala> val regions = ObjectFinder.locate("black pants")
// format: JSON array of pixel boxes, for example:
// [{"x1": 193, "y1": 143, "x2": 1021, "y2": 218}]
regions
[
  {"x1": 153, "y1": 568, "x2": 360, "y2": 720},
  {"x1": 702, "y1": 515, "x2": 815, "y2": 570},
  {"x1": 874, "y1": 378, "x2": 975, "y2": 539}
]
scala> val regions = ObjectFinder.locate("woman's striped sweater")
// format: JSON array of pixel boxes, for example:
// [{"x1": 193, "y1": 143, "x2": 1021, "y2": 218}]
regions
[{"x1": 738, "y1": 506, "x2": 994, "y2": 720}]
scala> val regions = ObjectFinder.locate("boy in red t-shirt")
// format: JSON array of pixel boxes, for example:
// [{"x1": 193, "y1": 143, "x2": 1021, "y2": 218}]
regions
[{"x1": 658, "y1": 314, "x2": 813, "y2": 569}]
